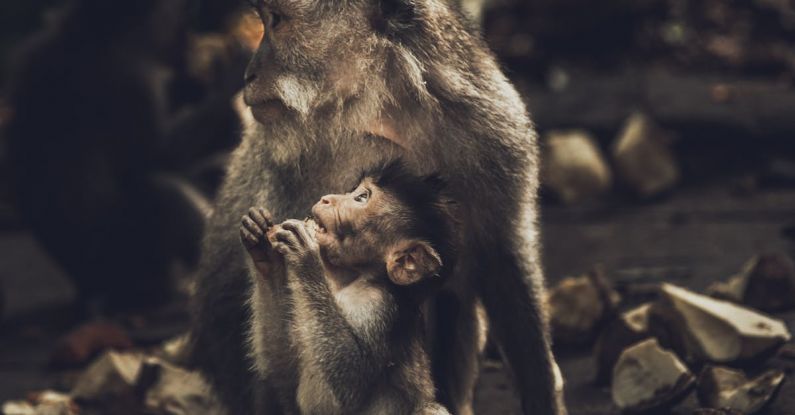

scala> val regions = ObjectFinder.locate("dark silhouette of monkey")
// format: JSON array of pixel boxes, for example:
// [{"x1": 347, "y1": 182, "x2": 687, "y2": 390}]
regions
[
  {"x1": 3, "y1": 0, "x2": 244, "y2": 311},
  {"x1": 191, "y1": 0, "x2": 565, "y2": 414}
]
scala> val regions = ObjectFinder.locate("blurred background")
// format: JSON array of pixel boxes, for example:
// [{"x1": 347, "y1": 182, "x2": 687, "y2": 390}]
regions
[{"x1": 0, "y1": 0, "x2": 794, "y2": 414}]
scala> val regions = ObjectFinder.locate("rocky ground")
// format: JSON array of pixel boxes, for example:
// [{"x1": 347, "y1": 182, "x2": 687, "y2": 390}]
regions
[
  {"x1": 2, "y1": 1, "x2": 795, "y2": 414},
  {"x1": 1, "y1": 170, "x2": 793, "y2": 414}
]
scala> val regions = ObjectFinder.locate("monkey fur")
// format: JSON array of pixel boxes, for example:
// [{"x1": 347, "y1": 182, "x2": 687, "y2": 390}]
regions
[
  {"x1": 240, "y1": 162, "x2": 453, "y2": 414},
  {"x1": 190, "y1": 0, "x2": 565, "y2": 414}
]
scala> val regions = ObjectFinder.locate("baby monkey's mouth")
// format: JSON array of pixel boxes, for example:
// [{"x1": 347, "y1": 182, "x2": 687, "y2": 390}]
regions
[
  {"x1": 309, "y1": 203, "x2": 341, "y2": 238},
  {"x1": 306, "y1": 217, "x2": 328, "y2": 235}
]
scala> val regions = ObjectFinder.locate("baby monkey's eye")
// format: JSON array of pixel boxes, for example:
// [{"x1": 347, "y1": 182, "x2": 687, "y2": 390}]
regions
[{"x1": 353, "y1": 189, "x2": 370, "y2": 203}]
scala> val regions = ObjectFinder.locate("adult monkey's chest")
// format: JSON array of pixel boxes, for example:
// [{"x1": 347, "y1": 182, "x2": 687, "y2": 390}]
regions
[{"x1": 261, "y1": 132, "x2": 408, "y2": 221}]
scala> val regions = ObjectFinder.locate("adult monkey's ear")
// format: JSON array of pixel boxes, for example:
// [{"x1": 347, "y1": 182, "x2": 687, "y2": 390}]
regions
[
  {"x1": 373, "y1": 0, "x2": 417, "y2": 36},
  {"x1": 386, "y1": 239, "x2": 442, "y2": 286}
]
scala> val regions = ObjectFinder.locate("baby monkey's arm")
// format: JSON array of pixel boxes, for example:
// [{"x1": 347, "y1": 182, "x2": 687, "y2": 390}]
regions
[
  {"x1": 270, "y1": 220, "x2": 397, "y2": 411},
  {"x1": 240, "y1": 207, "x2": 294, "y2": 377}
]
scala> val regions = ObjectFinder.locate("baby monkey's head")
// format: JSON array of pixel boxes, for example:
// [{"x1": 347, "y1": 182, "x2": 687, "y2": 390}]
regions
[{"x1": 311, "y1": 160, "x2": 455, "y2": 286}]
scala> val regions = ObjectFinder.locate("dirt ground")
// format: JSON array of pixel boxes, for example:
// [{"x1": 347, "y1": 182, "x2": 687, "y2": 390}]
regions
[
  {"x1": 1, "y1": 174, "x2": 794, "y2": 414},
  {"x1": 2, "y1": 1, "x2": 795, "y2": 413}
]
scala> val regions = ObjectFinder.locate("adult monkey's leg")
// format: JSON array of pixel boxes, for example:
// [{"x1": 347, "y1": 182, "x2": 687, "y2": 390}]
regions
[
  {"x1": 479, "y1": 244, "x2": 564, "y2": 415},
  {"x1": 431, "y1": 288, "x2": 481, "y2": 415}
]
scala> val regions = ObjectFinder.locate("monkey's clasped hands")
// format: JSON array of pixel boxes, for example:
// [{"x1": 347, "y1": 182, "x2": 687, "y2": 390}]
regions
[
  {"x1": 240, "y1": 207, "x2": 276, "y2": 273},
  {"x1": 241, "y1": 208, "x2": 321, "y2": 276},
  {"x1": 269, "y1": 220, "x2": 321, "y2": 269}
]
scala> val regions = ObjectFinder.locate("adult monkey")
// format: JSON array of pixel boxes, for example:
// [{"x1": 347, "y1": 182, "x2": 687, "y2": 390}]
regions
[{"x1": 190, "y1": 0, "x2": 565, "y2": 414}]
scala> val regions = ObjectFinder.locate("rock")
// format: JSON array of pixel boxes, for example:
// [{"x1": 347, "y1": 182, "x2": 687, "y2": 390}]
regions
[
  {"x1": 156, "y1": 335, "x2": 190, "y2": 365},
  {"x1": 2, "y1": 392, "x2": 78, "y2": 415},
  {"x1": 71, "y1": 351, "x2": 143, "y2": 403},
  {"x1": 140, "y1": 358, "x2": 224, "y2": 415},
  {"x1": 612, "y1": 112, "x2": 679, "y2": 197},
  {"x1": 26, "y1": 392, "x2": 73, "y2": 406},
  {"x1": 651, "y1": 284, "x2": 791, "y2": 364},
  {"x1": 593, "y1": 303, "x2": 652, "y2": 384},
  {"x1": 548, "y1": 267, "x2": 621, "y2": 346},
  {"x1": 777, "y1": 342, "x2": 795, "y2": 361},
  {"x1": 611, "y1": 338, "x2": 695, "y2": 413},
  {"x1": 27, "y1": 392, "x2": 77, "y2": 415},
  {"x1": 692, "y1": 409, "x2": 741, "y2": 415},
  {"x1": 706, "y1": 277, "x2": 746, "y2": 305},
  {"x1": 697, "y1": 366, "x2": 785, "y2": 414},
  {"x1": 50, "y1": 322, "x2": 133, "y2": 368},
  {"x1": 708, "y1": 254, "x2": 795, "y2": 312},
  {"x1": 543, "y1": 130, "x2": 612, "y2": 204},
  {"x1": 31, "y1": 405, "x2": 74, "y2": 415},
  {"x1": 460, "y1": 0, "x2": 492, "y2": 23},
  {"x1": 2, "y1": 401, "x2": 36, "y2": 415}
]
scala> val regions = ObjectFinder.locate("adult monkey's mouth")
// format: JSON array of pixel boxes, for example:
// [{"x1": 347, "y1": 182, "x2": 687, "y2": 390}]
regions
[
  {"x1": 248, "y1": 98, "x2": 282, "y2": 107},
  {"x1": 247, "y1": 98, "x2": 290, "y2": 122}
]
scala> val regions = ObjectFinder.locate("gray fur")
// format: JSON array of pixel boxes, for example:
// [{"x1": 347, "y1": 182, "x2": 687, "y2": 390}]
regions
[
  {"x1": 257, "y1": 217, "x2": 448, "y2": 415},
  {"x1": 189, "y1": 0, "x2": 564, "y2": 414}
]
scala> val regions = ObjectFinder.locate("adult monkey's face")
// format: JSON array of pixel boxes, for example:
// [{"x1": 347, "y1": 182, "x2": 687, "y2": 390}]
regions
[{"x1": 243, "y1": 0, "x2": 388, "y2": 125}]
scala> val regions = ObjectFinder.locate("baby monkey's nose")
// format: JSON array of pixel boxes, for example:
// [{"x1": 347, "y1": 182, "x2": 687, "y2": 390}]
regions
[{"x1": 319, "y1": 195, "x2": 333, "y2": 205}]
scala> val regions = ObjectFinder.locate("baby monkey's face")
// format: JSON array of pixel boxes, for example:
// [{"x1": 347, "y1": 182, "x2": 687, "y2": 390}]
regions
[
  {"x1": 311, "y1": 178, "x2": 404, "y2": 268},
  {"x1": 309, "y1": 169, "x2": 445, "y2": 286}
]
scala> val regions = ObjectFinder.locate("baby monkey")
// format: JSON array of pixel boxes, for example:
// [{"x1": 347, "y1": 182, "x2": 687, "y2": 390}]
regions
[{"x1": 240, "y1": 161, "x2": 455, "y2": 415}]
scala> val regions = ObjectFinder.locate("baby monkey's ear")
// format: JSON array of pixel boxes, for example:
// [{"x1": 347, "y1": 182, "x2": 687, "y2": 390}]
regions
[{"x1": 386, "y1": 240, "x2": 442, "y2": 286}]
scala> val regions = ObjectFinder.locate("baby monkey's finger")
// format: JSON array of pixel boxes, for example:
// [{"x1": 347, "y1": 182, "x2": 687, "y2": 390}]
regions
[
  {"x1": 272, "y1": 229, "x2": 299, "y2": 249},
  {"x1": 272, "y1": 242, "x2": 289, "y2": 256},
  {"x1": 242, "y1": 216, "x2": 265, "y2": 238},
  {"x1": 280, "y1": 220, "x2": 311, "y2": 244},
  {"x1": 249, "y1": 207, "x2": 274, "y2": 230},
  {"x1": 240, "y1": 227, "x2": 259, "y2": 247}
]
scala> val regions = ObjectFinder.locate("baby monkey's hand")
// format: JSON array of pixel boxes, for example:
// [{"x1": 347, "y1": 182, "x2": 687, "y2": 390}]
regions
[
  {"x1": 268, "y1": 219, "x2": 321, "y2": 270},
  {"x1": 240, "y1": 207, "x2": 275, "y2": 276}
]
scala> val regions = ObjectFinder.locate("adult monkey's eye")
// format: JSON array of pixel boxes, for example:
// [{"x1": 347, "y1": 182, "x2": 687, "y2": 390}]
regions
[
  {"x1": 269, "y1": 10, "x2": 284, "y2": 29},
  {"x1": 246, "y1": 0, "x2": 284, "y2": 30}
]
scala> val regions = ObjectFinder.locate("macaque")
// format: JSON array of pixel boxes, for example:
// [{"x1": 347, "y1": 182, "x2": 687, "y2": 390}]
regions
[
  {"x1": 240, "y1": 161, "x2": 453, "y2": 414},
  {"x1": 190, "y1": 0, "x2": 565, "y2": 413}
]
